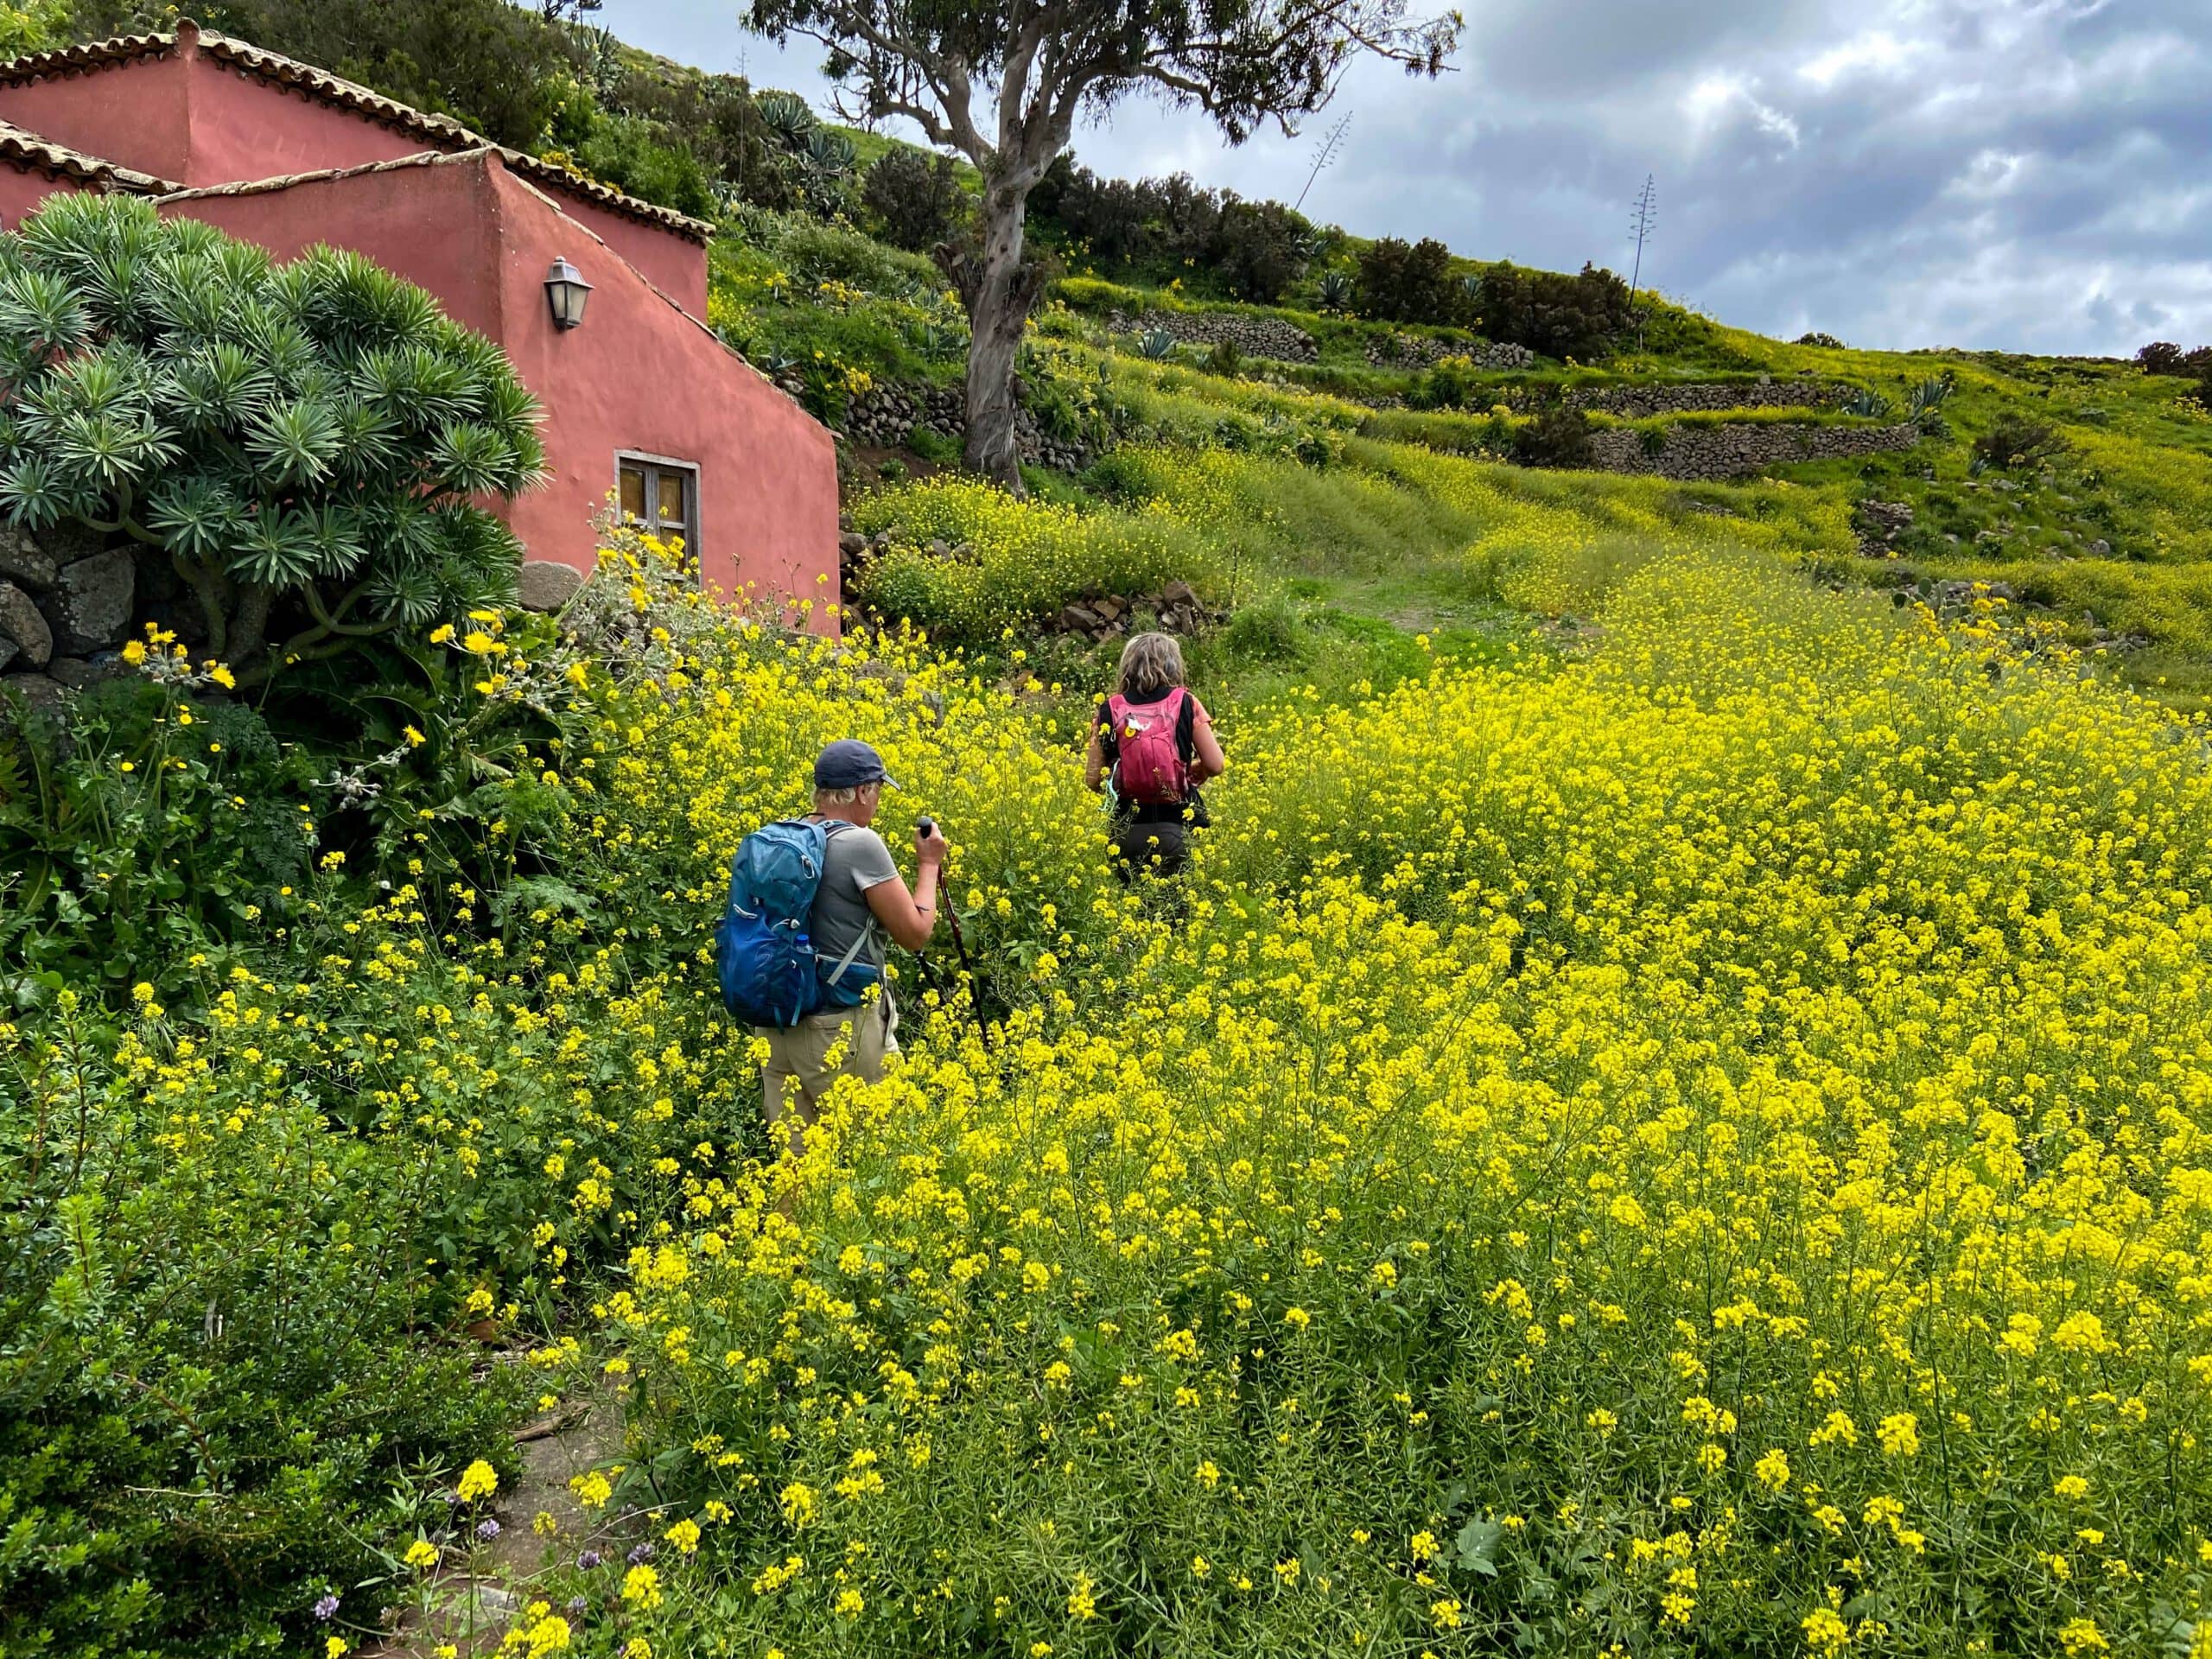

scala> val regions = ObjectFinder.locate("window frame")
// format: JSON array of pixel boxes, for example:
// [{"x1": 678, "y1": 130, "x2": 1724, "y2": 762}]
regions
[{"x1": 613, "y1": 451, "x2": 701, "y2": 567}]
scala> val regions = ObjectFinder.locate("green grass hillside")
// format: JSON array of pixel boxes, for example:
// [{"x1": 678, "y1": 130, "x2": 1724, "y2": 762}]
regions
[{"x1": 694, "y1": 138, "x2": 2212, "y2": 708}]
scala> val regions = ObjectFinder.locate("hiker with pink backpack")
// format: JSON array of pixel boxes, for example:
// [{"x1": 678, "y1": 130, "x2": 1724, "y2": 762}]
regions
[{"x1": 1084, "y1": 632, "x2": 1226, "y2": 877}]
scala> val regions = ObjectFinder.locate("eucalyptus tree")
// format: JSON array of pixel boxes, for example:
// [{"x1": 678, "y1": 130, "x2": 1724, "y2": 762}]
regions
[
  {"x1": 747, "y1": 0, "x2": 1461, "y2": 489},
  {"x1": 0, "y1": 194, "x2": 543, "y2": 684}
]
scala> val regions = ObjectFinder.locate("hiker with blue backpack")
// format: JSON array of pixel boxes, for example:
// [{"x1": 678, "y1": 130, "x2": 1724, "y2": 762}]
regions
[
  {"x1": 1085, "y1": 632, "x2": 1225, "y2": 877},
  {"x1": 715, "y1": 739, "x2": 942, "y2": 1158}
]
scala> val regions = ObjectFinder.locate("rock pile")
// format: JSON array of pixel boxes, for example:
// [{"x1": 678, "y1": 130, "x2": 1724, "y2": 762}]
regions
[
  {"x1": 836, "y1": 524, "x2": 972, "y2": 593},
  {"x1": 1582, "y1": 422, "x2": 1922, "y2": 481},
  {"x1": 841, "y1": 382, "x2": 1091, "y2": 473},
  {"x1": 1853, "y1": 499, "x2": 1916, "y2": 556},
  {"x1": 1109, "y1": 309, "x2": 1318, "y2": 363},
  {"x1": 1050, "y1": 579, "x2": 1217, "y2": 641}
]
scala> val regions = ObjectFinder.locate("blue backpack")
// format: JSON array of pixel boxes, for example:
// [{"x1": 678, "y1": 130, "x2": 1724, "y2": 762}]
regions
[{"x1": 713, "y1": 819, "x2": 878, "y2": 1027}]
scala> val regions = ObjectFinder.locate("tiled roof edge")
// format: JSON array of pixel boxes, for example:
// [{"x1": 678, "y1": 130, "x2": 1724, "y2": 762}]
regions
[{"x1": 0, "y1": 22, "x2": 714, "y2": 244}]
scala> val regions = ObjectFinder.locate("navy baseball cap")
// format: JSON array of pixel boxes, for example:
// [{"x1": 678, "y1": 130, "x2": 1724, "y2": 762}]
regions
[{"x1": 814, "y1": 738, "x2": 899, "y2": 791}]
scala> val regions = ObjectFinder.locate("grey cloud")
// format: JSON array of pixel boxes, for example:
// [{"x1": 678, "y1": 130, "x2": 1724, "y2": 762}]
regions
[{"x1": 607, "y1": 0, "x2": 2212, "y2": 354}]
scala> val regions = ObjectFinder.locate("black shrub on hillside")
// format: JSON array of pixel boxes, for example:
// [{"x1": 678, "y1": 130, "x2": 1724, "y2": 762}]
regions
[
  {"x1": 1971, "y1": 416, "x2": 2069, "y2": 471},
  {"x1": 1213, "y1": 198, "x2": 1309, "y2": 303},
  {"x1": 1513, "y1": 404, "x2": 1595, "y2": 468},
  {"x1": 1355, "y1": 236, "x2": 1460, "y2": 323},
  {"x1": 863, "y1": 149, "x2": 966, "y2": 251},
  {"x1": 1053, "y1": 168, "x2": 1158, "y2": 261},
  {"x1": 1474, "y1": 262, "x2": 1635, "y2": 361},
  {"x1": 1035, "y1": 162, "x2": 1308, "y2": 298},
  {"x1": 2138, "y1": 341, "x2": 2188, "y2": 375}
]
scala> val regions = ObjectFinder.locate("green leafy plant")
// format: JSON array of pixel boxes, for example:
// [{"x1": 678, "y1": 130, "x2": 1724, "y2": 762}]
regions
[
  {"x1": 0, "y1": 194, "x2": 543, "y2": 685},
  {"x1": 1138, "y1": 327, "x2": 1180, "y2": 359},
  {"x1": 1315, "y1": 270, "x2": 1353, "y2": 313}
]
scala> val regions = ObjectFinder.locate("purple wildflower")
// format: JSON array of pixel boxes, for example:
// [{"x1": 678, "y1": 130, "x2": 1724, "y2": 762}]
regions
[
  {"x1": 626, "y1": 1542, "x2": 655, "y2": 1567},
  {"x1": 567, "y1": 1596, "x2": 588, "y2": 1617},
  {"x1": 576, "y1": 1550, "x2": 603, "y2": 1571},
  {"x1": 313, "y1": 1594, "x2": 340, "y2": 1621},
  {"x1": 474, "y1": 1517, "x2": 501, "y2": 1541}
]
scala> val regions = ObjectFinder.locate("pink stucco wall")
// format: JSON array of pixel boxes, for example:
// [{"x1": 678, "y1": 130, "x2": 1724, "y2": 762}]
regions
[
  {"x1": 0, "y1": 52, "x2": 193, "y2": 183},
  {"x1": 157, "y1": 153, "x2": 837, "y2": 623},
  {"x1": 0, "y1": 156, "x2": 87, "y2": 229},
  {"x1": 551, "y1": 194, "x2": 708, "y2": 318},
  {"x1": 484, "y1": 161, "x2": 834, "y2": 620},
  {"x1": 0, "y1": 38, "x2": 707, "y2": 318}
]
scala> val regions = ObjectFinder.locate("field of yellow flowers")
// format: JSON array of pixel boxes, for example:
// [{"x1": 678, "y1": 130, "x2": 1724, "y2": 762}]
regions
[
  {"x1": 11, "y1": 514, "x2": 2212, "y2": 1656},
  {"x1": 523, "y1": 545, "x2": 2212, "y2": 1656}
]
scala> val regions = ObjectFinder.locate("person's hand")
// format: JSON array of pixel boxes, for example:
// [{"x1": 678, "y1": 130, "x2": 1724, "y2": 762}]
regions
[{"x1": 915, "y1": 818, "x2": 947, "y2": 869}]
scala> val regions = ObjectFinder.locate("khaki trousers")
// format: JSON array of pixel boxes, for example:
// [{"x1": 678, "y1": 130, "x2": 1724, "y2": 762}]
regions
[{"x1": 758, "y1": 994, "x2": 899, "y2": 1130}]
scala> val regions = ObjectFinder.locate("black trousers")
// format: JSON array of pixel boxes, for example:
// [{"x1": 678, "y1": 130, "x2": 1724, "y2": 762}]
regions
[{"x1": 1110, "y1": 817, "x2": 1188, "y2": 879}]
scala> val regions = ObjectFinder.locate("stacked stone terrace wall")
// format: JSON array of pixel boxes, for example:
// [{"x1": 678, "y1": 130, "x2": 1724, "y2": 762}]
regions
[
  {"x1": 1109, "y1": 308, "x2": 1319, "y2": 363},
  {"x1": 1564, "y1": 378, "x2": 1854, "y2": 417},
  {"x1": 1585, "y1": 421, "x2": 1921, "y2": 480},
  {"x1": 842, "y1": 382, "x2": 1092, "y2": 473}
]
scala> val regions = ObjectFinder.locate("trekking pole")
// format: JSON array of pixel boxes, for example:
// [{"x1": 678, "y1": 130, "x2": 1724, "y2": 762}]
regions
[{"x1": 917, "y1": 817, "x2": 993, "y2": 1055}]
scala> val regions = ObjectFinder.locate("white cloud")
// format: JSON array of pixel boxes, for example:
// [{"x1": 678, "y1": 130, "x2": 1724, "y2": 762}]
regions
[
  {"x1": 605, "y1": 0, "x2": 2212, "y2": 354},
  {"x1": 1797, "y1": 29, "x2": 1918, "y2": 87}
]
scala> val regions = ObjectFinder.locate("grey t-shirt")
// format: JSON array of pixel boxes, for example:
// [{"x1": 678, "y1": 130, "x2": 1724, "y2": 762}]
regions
[{"x1": 811, "y1": 819, "x2": 899, "y2": 983}]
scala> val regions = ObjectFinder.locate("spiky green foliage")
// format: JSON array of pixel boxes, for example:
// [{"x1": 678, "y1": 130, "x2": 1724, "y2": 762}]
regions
[{"x1": 0, "y1": 195, "x2": 543, "y2": 681}]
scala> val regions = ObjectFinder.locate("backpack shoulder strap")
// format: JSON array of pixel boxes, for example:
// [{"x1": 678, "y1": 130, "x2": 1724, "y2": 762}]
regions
[{"x1": 814, "y1": 818, "x2": 881, "y2": 984}]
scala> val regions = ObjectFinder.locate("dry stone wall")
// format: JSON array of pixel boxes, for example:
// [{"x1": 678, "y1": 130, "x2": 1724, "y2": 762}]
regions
[
  {"x1": 1109, "y1": 308, "x2": 1319, "y2": 362},
  {"x1": 1565, "y1": 378, "x2": 1853, "y2": 418},
  {"x1": 1365, "y1": 334, "x2": 1536, "y2": 371},
  {"x1": 841, "y1": 382, "x2": 1092, "y2": 473},
  {"x1": 0, "y1": 523, "x2": 148, "y2": 704},
  {"x1": 1585, "y1": 421, "x2": 1922, "y2": 481}
]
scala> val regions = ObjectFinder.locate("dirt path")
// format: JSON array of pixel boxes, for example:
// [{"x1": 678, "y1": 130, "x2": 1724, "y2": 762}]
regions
[{"x1": 361, "y1": 1386, "x2": 631, "y2": 1657}]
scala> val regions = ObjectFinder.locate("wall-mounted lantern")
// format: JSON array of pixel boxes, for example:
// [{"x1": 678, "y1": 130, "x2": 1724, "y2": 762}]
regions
[{"x1": 544, "y1": 257, "x2": 593, "y2": 330}]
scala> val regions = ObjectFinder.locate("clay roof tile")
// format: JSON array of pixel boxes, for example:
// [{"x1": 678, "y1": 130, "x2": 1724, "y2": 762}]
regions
[
  {"x1": 0, "y1": 21, "x2": 712, "y2": 243},
  {"x1": 0, "y1": 117, "x2": 177, "y2": 191}
]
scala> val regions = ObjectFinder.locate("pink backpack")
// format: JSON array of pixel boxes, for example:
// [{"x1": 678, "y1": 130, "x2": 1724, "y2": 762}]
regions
[{"x1": 1107, "y1": 687, "x2": 1191, "y2": 804}]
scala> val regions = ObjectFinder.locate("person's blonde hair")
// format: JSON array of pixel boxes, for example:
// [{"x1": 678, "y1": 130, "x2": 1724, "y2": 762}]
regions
[
  {"x1": 813, "y1": 784, "x2": 874, "y2": 808},
  {"x1": 1115, "y1": 631, "x2": 1186, "y2": 698}
]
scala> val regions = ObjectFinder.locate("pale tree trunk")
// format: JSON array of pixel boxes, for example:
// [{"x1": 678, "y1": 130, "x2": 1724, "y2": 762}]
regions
[{"x1": 945, "y1": 175, "x2": 1046, "y2": 493}]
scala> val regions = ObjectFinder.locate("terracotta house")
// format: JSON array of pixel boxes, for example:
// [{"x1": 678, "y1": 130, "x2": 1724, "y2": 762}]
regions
[{"x1": 0, "y1": 20, "x2": 838, "y2": 615}]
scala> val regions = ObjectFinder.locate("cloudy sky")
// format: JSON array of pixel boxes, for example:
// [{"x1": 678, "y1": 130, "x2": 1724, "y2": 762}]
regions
[{"x1": 611, "y1": 0, "x2": 2211, "y2": 358}]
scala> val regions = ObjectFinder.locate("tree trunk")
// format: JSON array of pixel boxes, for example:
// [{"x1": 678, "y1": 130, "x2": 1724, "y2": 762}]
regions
[{"x1": 945, "y1": 176, "x2": 1045, "y2": 494}]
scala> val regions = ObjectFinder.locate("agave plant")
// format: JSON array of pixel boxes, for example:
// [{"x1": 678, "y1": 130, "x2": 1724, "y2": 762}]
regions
[
  {"x1": 755, "y1": 90, "x2": 817, "y2": 149},
  {"x1": 1843, "y1": 387, "x2": 1891, "y2": 419},
  {"x1": 586, "y1": 24, "x2": 624, "y2": 105},
  {"x1": 1136, "y1": 327, "x2": 1179, "y2": 360},
  {"x1": 1905, "y1": 372, "x2": 1955, "y2": 421},
  {"x1": 804, "y1": 127, "x2": 857, "y2": 177},
  {"x1": 1315, "y1": 271, "x2": 1353, "y2": 314},
  {"x1": 0, "y1": 194, "x2": 542, "y2": 683}
]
